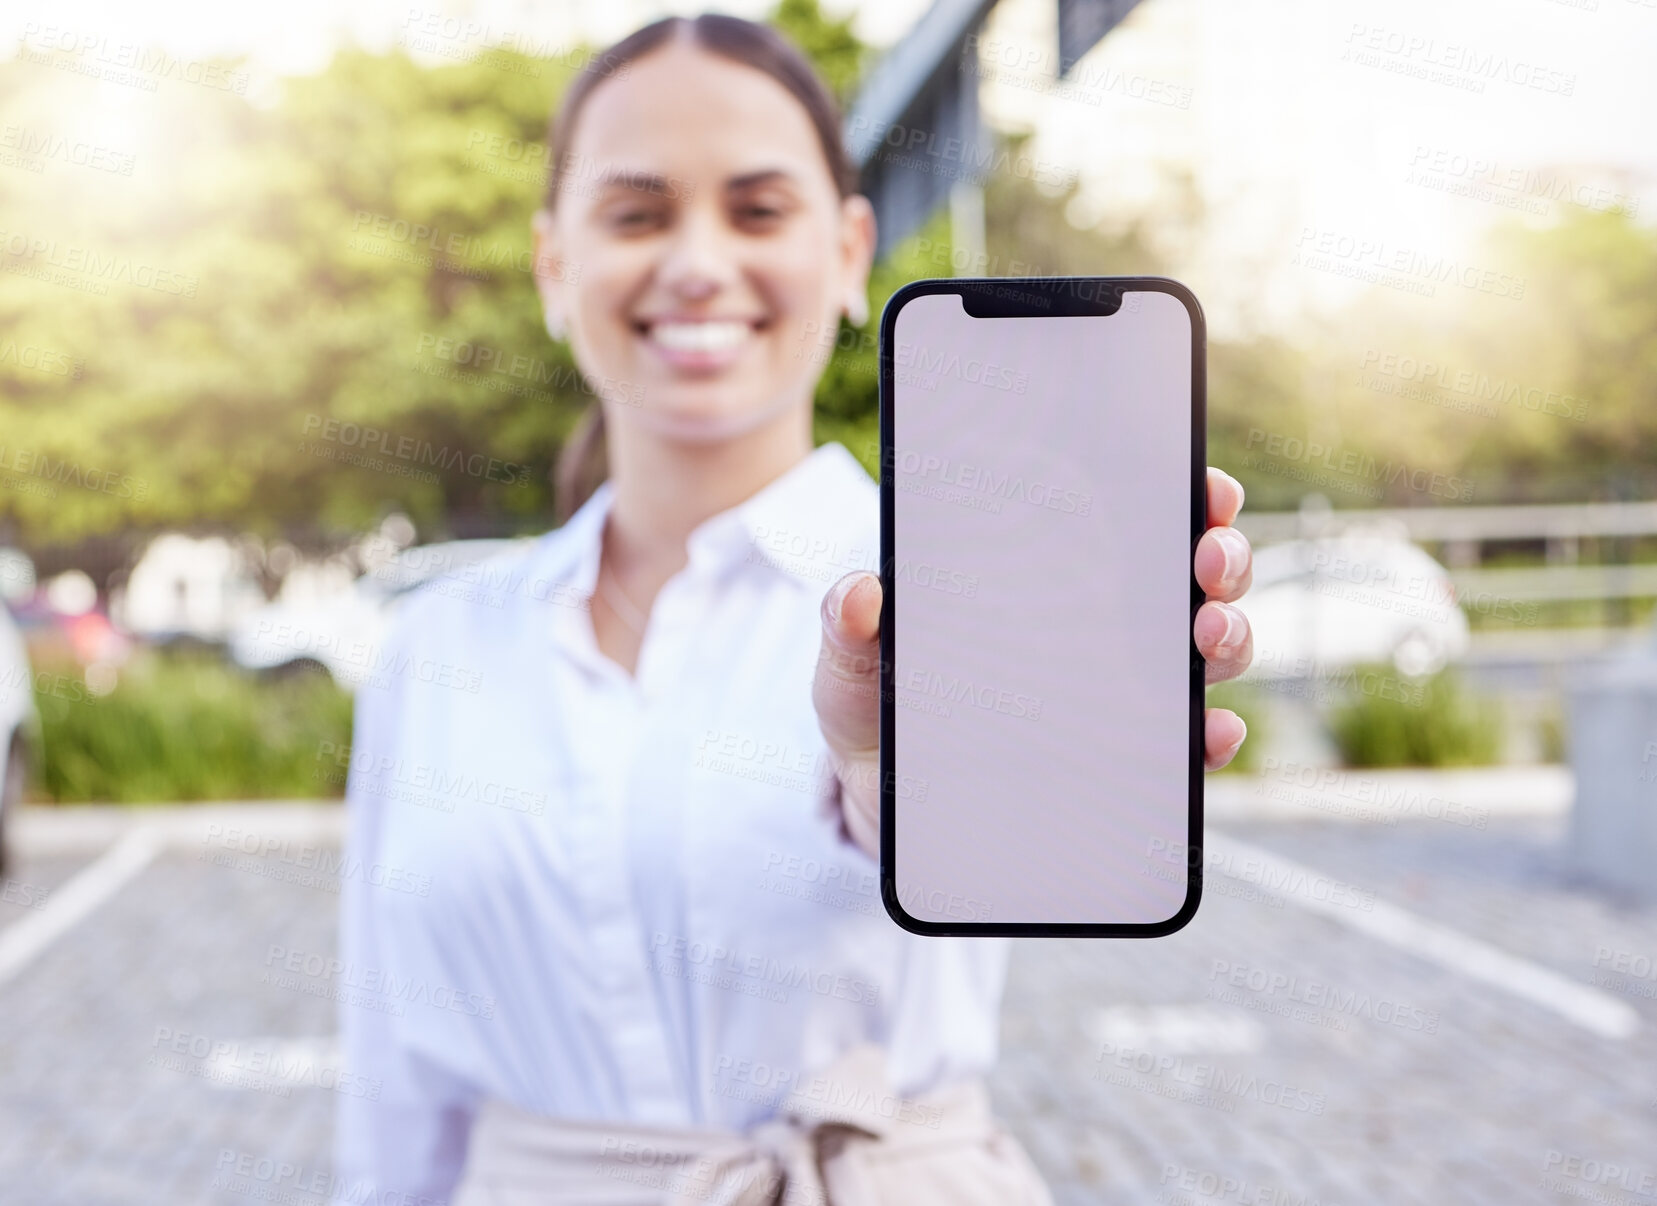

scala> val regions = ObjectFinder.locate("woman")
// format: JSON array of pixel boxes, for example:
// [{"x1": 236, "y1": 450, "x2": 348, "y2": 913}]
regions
[{"x1": 334, "y1": 13, "x2": 1255, "y2": 1204}]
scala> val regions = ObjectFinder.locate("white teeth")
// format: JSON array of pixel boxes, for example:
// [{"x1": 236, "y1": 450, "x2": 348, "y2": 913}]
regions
[{"x1": 648, "y1": 321, "x2": 750, "y2": 352}]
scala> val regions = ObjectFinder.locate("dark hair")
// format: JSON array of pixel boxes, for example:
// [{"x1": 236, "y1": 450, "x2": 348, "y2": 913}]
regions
[{"x1": 548, "y1": 13, "x2": 857, "y2": 524}]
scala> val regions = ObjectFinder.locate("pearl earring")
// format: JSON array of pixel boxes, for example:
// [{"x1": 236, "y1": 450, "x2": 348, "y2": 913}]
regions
[
  {"x1": 845, "y1": 295, "x2": 868, "y2": 326},
  {"x1": 544, "y1": 310, "x2": 566, "y2": 341}
]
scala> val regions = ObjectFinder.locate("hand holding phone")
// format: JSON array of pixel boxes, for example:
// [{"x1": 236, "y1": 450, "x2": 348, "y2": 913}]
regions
[
  {"x1": 812, "y1": 472, "x2": 1253, "y2": 880},
  {"x1": 811, "y1": 278, "x2": 1254, "y2": 936}
]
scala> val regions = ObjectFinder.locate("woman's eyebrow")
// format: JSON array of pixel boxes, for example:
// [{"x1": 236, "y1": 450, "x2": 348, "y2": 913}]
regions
[
  {"x1": 725, "y1": 169, "x2": 798, "y2": 191},
  {"x1": 588, "y1": 167, "x2": 800, "y2": 198},
  {"x1": 593, "y1": 169, "x2": 678, "y2": 194}
]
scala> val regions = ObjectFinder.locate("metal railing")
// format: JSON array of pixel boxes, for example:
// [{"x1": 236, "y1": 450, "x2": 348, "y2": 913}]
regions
[{"x1": 1233, "y1": 499, "x2": 1657, "y2": 649}]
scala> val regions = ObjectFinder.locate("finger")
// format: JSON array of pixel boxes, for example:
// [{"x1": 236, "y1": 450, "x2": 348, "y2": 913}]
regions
[
  {"x1": 1194, "y1": 525, "x2": 1253, "y2": 602},
  {"x1": 813, "y1": 571, "x2": 883, "y2": 756},
  {"x1": 1194, "y1": 600, "x2": 1253, "y2": 685},
  {"x1": 1204, "y1": 708, "x2": 1248, "y2": 771},
  {"x1": 1206, "y1": 466, "x2": 1245, "y2": 528}
]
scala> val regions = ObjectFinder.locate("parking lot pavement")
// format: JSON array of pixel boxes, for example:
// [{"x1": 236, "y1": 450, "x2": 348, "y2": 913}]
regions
[
  {"x1": 0, "y1": 854, "x2": 85, "y2": 932},
  {"x1": 0, "y1": 827, "x2": 341, "y2": 1206},
  {"x1": 992, "y1": 813, "x2": 1657, "y2": 1206},
  {"x1": 1, "y1": 810, "x2": 1653, "y2": 1205}
]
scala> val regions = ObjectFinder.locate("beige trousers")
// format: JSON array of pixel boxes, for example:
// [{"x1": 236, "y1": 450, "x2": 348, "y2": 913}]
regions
[{"x1": 451, "y1": 1043, "x2": 1054, "y2": 1206}]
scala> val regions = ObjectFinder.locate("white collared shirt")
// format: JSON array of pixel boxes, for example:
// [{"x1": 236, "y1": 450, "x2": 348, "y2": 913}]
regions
[{"x1": 332, "y1": 441, "x2": 1010, "y2": 1201}]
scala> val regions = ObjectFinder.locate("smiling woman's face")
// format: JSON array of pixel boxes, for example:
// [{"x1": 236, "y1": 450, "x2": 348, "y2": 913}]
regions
[{"x1": 533, "y1": 38, "x2": 874, "y2": 444}]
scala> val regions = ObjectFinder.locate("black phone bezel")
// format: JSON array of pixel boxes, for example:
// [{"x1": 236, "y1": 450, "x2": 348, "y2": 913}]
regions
[{"x1": 877, "y1": 275, "x2": 1208, "y2": 938}]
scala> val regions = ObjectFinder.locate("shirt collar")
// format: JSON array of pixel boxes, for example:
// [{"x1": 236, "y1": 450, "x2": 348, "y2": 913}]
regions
[
  {"x1": 687, "y1": 440, "x2": 878, "y2": 589},
  {"x1": 526, "y1": 440, "x2": 877, "y2": 598},
  {"x1": 528, "y1": 475, "x2": 612, "y2": 603}
]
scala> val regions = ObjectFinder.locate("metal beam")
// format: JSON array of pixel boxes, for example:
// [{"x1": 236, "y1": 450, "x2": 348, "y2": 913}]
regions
[
  {"x1": 1233, "y1": 501, "x2": 1657, "y2": 545},
  {"x1": 845, "y1": 0, "x2": 1152, "y2": 257},
  {"x1": 844, "y1": 0, "x2": 997, "y2": 259},
  {"x1": 844, "y1": 0, "x2": 998, "y2": 169},
  {"x1": 1057, "y1": 0, "x2": 1148, "y2": 76}
]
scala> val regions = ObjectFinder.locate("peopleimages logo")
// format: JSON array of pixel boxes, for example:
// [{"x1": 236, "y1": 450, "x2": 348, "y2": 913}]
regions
[
  {"x1": 895, "y1": 667, "x2": 1043, "y2": 721},
  {"x1": 887, "y1": 449, "x2": 1093, "y2": 516},
  {"x1": 263, "y1": 945, "x2": 496, "y2": 1019},
  {"x1": 301, "y1": 414, "x2": 532, "y2": 487},
  {"x1": 19, "y1": 22, "x2": 251, "y2": 93},
  {"x1": 1093, "y1": 1041, "x2": 1327, "y2": 1115},
  {"x1": 1293, "y1": 225, "x2": 1525, "y2": 300},
  {"x1": 0, "y1": 228, "x2": 199, "y2": 296},
  {"x1": 1341, "y1": 24, "x2": 1577, "y2": 97},
  {"x1": 1242, "y1": 428, "x2": 1475, "y2": 502},
  {"x1": 647, "y1": 933, "x2": 880, "y2": 1006},
  {"x1": 1207, "y1": 958, "x2": 1440, "y2": 1033},
  {"x1": 315, "y1": 740, "x2": 547, "y2": 816},
  {"x1": 213, "y1": 1149, "x2": 441, "y2": 1206},
  {"x1": 891, "y1": 338, "x2": 1029, "y2": 394},
  {"x1": 896, "y1": 882, "x2": 994, "y2": 922},
  {"x1": 0, "y1": 445, "x2": 147, "y2": 500},
  {"x1": 1357, "y1": 349, "x2": 1588, "y2": 421},
  {"x1": 0, "y1": 339, "x2": 81, "y2": 378},
  {"x1": 0, "y1": 124, "x2": 135, "y2": 175}
]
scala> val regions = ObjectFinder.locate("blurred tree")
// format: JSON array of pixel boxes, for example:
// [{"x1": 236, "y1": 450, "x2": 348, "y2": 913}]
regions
[
  {"x1": 1224, "y1": 206, "x2": 1657, "y2": 510},
  {"x1": 2, "y1": 30, "x2": 1652, "y2": 572},
  {"x1": 0, "y1": 6, "x2": 873, "y2": 563},
  {"x1": 1462, "y1": 208, "x2": 1657, "y2": 502},
  {"x1": 0, "y1": 48, "x2": 580, "y2": 555},
  {"x1": 769, "y1": 0, "x2": 866, "y2": 104}
]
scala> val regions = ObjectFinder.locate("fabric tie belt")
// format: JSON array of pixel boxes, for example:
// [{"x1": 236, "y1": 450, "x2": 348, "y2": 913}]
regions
[{"x1": 451, "y1": 1042, "x2": 1052, "y2": 1206}]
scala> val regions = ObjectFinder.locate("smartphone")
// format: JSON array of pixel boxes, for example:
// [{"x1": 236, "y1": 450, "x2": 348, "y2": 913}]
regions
[{"x1": 878, "y1": 276, "x2": 1206, "y2": 937}]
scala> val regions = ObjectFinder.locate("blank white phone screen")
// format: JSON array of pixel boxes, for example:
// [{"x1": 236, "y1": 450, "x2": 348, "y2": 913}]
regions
[{"x1": 889, "y1": 288, "x2": 1196, "y2": 928}]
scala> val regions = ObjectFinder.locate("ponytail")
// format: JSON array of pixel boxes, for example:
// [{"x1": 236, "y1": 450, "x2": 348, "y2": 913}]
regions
[{"x1": 553, "y1": 400, "x2": 607, "y2": 525}]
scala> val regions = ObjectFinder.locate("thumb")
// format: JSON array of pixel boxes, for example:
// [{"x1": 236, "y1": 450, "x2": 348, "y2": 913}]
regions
[
  {"x1": 812, "y1": 572, "x2": 884, "y2": 859},
  {"x1": 812, "y1": 571, "x2": 883, "y2": 758}
]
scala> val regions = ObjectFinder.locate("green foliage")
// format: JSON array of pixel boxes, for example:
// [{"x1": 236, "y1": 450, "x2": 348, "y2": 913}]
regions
[
  {"x1": 0, "y1": 11, "x2": 878, "y2": 553},
  {"x1": 1536, "y1": 702, "x2": 1567, "y2": 764},
  {"x1": 811, "y1": 207, "x2": 957, "y2": 475},
  {"x1": 30, "y1": 650, "x2": 352, "y2": 803},
  {"x1": 1327, "y1": 666, "x2": 1503, "y2": 768},
  {"x1": 981, "y1": 145, "x2": 1171, "y2": 279},
  {"x1": 1203, "y1": 680, "x2": 1268, "y2": 775},
  {"x1": 0, "y1": 48, "x2": 584, "y2": 552},
  {"x1": 3, "y1": 24, "x2": 1651, "y2": 567},
  {"x1": 1206, "y1": 334, "x2": 1320, "y2": 511},
  {"x1": 1219, "y1": 206, "x2": 1657, "y2": 510},
  {"x1": 768, "y1": 0, "x2": 866, "y2": 104}
]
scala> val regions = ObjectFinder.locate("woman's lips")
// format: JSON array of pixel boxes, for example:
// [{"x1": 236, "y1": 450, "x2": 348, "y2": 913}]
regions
[{"x1": 637, "y1": 318, "x2": 762, "y2": 373}]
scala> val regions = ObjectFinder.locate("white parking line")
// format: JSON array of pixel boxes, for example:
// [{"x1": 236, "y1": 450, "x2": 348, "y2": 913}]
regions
[
  {"x1": 1086, "y1": 1004, "x2": 1266, "y2": 1055},
  {"x1": 1206, "y1": 765, "x2": 1570, "y2": 824},
  {"x1": 0, "y1": 805, "x2": 343, "y2": 985},
  {"x1": 11, "y1": 802, "x2": 344, "y2": 857},
  {"x1": 202, "y1": 1035, "x2": 342, "y2": 1091},
  {"x1": 1205, "y1": 830, "x2": 1640, "y2": 1041},
  {"x1": 0, "y1": 825, "x2": 165, "y2": 988}
]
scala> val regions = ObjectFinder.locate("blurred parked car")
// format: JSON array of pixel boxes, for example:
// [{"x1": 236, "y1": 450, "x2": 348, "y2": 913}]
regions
[
  {"x1": 0, "y1": 547, "x2": 35, "y2": 605},
  {"x1": 113, "y1": 533, "x2": 268, "y2": 645},
  {"x1": 1234, "y1": 527, "x2": 1470, "y2": 679},
  {"x1": 0, "y1": 602, "x2": 36, "y2": 868},
  {"x1": 228, "y1": 539, "x2": 525, "y2": 689},
  {"x1": 7, "y1": 570, "x2": 133, "y2": 694}
]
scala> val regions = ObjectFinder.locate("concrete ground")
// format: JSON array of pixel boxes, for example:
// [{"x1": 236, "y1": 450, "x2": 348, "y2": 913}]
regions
[{"x1": 0, "y1": 782, "x2": 1652, "y2": 1205}]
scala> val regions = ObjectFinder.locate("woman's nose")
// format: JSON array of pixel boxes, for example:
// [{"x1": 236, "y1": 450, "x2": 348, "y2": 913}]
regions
[{"x1": 653, "y1": 208, "x2": 741, "y2": 300}]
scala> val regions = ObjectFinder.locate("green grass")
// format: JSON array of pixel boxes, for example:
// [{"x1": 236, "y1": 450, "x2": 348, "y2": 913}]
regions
[
  {"x1": 1463, "y1": 594, "x2": 1656, "y2": 632},
  {"x1": 1327, "y1": 664, "x2": 1503, "y2": 768},
  {"x1": 29, "y1": 649, "x2": 352, "y2": 804},
  {"x1": 1204, "y1": 680, "x2": 1268, "y2": 775}
]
